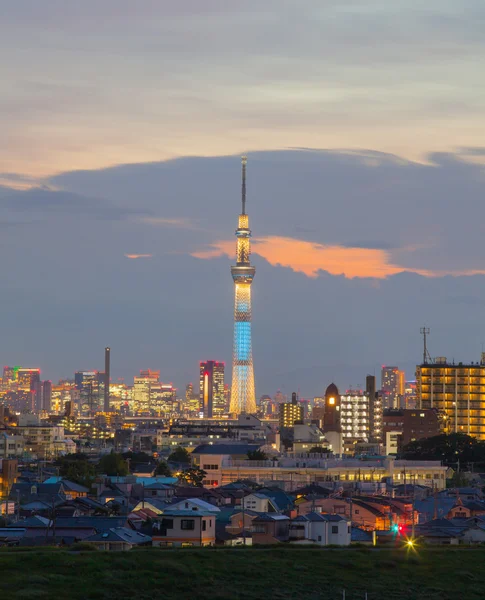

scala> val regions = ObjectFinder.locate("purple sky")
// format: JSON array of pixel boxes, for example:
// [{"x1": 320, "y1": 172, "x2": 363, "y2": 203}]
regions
[{"x1": 1, "y1": 3, "x2": 485, "y2": 396}]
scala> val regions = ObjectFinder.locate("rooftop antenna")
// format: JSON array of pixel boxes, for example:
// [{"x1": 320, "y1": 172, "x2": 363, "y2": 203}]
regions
[
  {"x1": 241, "y1": 155, "x2": 247, "y2": 215},
  {"x1": 420, "y1": 326, "x2": 432, "y2": 364}
]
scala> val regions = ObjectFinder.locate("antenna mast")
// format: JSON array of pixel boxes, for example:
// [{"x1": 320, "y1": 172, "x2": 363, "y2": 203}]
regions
[
  {"x1": 241, "y1": 155, "x2": 247, "y2": 215},
  {"x1": 420, "y1": 326, "x2": 431, "y2": 364}
]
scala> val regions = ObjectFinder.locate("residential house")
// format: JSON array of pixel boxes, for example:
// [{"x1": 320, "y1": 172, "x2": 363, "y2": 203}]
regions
[
  {"x1": 297, "y1": 497, "x2": 388, "y2": 531},
  {"x1": 242, "y1": 492, "x2": 279, "y2": 513},
  {"x1": 250, "y1": 514, "x2": 290, "y2": 544},
  {"x1": 289, "y1": 513, "x2": 351, "y2": 546},
  {"x1": 447, "y1": 497, "x2": 485, "y2": 519},
  {"x1": 152, "y1": 509, "x2": 215, "y2": 547},
  {"x1": 83, "y1": 527, "x2": 152, "y2": 551}
]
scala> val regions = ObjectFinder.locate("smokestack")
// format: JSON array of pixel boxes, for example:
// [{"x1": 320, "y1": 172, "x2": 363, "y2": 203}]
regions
[
  {"x1": 291, "y1": 392, "x2": 297, "y2": 405},
  {"x1": 104, "y1": 347, "x2": 111, "y2": 412}
]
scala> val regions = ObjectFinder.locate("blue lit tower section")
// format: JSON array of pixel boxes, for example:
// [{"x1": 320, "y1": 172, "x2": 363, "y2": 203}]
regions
[{"x1": 230, "y1": 156, "x2": 256, "y2": 415}]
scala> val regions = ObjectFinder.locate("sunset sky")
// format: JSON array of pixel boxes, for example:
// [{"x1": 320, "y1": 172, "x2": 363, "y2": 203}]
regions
[{"x1": 1, "y1": 2, "x2": 485, "y2": 395}]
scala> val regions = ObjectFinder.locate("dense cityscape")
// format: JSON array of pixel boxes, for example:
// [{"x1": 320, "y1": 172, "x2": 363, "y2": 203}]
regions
[{"x1": 3, "y1": 3, "x2": 485, "y2": 599}]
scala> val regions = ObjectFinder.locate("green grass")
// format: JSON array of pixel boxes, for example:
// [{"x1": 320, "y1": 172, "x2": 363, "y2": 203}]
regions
[{"x1": 0, "y1": 546, "x2": 484, "y2": 599}]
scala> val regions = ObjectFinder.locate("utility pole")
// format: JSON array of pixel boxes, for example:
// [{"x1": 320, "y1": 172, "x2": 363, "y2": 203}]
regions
[
  {"x1": 412, "y1": 475, "x2": 416, "y2": 538},
  {"x1": 242, "y1": 492, "x2": 246, "y2": 546}
]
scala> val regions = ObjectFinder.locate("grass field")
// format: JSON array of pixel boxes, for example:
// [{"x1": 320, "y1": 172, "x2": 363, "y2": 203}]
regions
[{"x1": 0, "y1": 546, "x2": 484, "y2": 600}]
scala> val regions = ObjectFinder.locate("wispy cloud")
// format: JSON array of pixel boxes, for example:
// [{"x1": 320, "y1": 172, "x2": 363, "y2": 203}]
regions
[
  {"x1": 193, "y1": 236, "x2": 485, "y2": 280},
  {"x1": 138, "y1": 216, "x2": 198, "y2": 230},
  {"x1": 124, "y1": 253, "x2": 153, "y2": 259}
]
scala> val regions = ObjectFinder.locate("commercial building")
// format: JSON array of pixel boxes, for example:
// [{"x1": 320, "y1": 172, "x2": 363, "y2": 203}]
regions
[
  {"x1": 191, "y1": 446, "x2": 448, "y2": 490},
  {"x1": 417, "y1": 356, "x2": 485, "y2": 439},
  {"x1": 199, "y1": 361, "x2": 225, "y2": 418},
  {"x1": 17, "y1": 368, "x2": 41, "y2": 392},
  {"x1": 33, "y1": 380, "x2": 52, "y2": 413},
  {"x1": 279, "y1": 393, "x2": 303, "y2": 428},
  {"x1": 75, "y1": 371, "x2": 106, "y2": 415}
]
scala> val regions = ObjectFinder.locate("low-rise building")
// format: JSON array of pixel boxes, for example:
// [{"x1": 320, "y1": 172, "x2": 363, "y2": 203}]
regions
[
  {"x1": 16, "y1": 425, "x2": 65, "y2": 459},
  {"x1": 152, "y1": 509, "x2": 215, "y2": 547},
  {"x1": 251, "y1": 514, "x2": 290, "y2": 544},
  {"x1": 289, "y1": 513, "x2": 351, "y2": 546},
  {"x1": 83, "y1": 527, "x2": 152, "y2": 551},
  {"x1": 0, "y1": 431, "x2": 24, "y2": 459}
]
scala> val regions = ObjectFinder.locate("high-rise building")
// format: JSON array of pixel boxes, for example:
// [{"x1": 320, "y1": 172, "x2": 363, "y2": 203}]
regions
[
  {"x1": 17, "y1": 368, "x2": 41, "y2": 392},
  {"x1": 417, "y1": 355, "x2": 485, "y2": 439},
  {"x1": 340, "y1": 390, "x2": 371, "y2": 441},
  {"x1": 381, "y1": 366, "x2": 405, "y2": 409},
  {"x1": 133, "y1": 370, "x2": 160, "y2": 414},
  {"x1": 366, "y1": 375, "x2": 383, "y2": 443},
  {"x1": 229, "y1": 156, "x2": 256, "y2": 415},
  {"x1": 75, "y1": 371, "x2": 104, "y2": 414},
  {"x1": 33, "y1": 380, "x2": 52, "y2": 413},
  {"x1": 279, "y1": 392, "x2": 304, "y2": 428},
  {"x1": 199, "y1": 361, "x2": 225, "y2": 418}
]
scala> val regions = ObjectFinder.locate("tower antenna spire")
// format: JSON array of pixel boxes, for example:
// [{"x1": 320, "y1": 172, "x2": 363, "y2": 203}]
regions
[
  {"x1": 420, "y1": 326, "x2": 431, "y2": 364},
  {"x1": 241, "y1": 155, "x2": 247, "y2": 215}
]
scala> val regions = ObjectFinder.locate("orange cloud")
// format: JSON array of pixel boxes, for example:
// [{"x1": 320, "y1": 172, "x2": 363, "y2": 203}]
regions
[
  {"x1": 193, "y1": 236, "x2": 485, "y2": 280},
  {"x1": 124, "y1": 253, "x2": 153, "y2": 259}
]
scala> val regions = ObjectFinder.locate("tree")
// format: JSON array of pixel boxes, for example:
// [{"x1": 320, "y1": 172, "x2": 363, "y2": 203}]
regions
[
  {"x1": 98, "y1": 452, "x2": 129, "y2": 476},
  {"x1": 122, "y1": 451, "x2": 152, "y2": 464},
  {"x1": 178, "y1": 468, "x2": 207, "y2": 487},
  {"x1": 401, "y1": 433, "x2": 485, "y2": 466},
  {"x1": 247, "y1": 449, "x2": 268, "y2": 460},
  {"x1": 55, "y1": 454, "x2": 96, "y2": 489},
  {"x1": 168, "y1": 447, "x2": 190, "y2": 464},
  {"x1": 154, "y1": 461, "x2": 172, "y2": 477}
]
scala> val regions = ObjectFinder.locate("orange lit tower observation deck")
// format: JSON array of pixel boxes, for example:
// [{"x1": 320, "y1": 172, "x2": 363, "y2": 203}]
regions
[{"x1": 229, "y1": 156, "x2": 256, "y2": 415}]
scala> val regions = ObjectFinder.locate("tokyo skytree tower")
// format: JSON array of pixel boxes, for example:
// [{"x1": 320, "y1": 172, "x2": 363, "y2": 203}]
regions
[{"x1": 229, "y1": 156, "x2": 256, "y2": 415}]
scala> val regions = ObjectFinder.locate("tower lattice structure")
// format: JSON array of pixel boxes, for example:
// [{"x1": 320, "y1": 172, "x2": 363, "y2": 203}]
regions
[{"x1": 229, "y1": 156, "x2": 256, "y2": 415}]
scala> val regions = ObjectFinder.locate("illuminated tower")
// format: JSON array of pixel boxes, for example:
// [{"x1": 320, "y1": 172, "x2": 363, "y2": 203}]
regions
[{"x1": 229, "y1": 156, "x2": 256, "y2": 415}]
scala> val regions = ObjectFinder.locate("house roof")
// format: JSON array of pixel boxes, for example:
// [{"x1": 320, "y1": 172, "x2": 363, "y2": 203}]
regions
[
  {"x1": 161, "y1": 509, "x2": 215, "y2": 517},
  {"x1": 293, "y1": 512, "x2": 347, "y2": 523},
  {"x1": 144, "y1": 482, "x2": 172, "y2": 490},
  {"x1": 253, "y1": 514, "x2": 290, "y2": 522},
  {"x1": 169, "y1": 498, "x2": 220, "y2": 512},
  {"x1": 84, "y1": 527, "x2": 152, "y2": 544},
  {"x1": 54, "y1": 516, "x2": 128, "y2": 531},
  {"x1": 351, "y1": 527, "x2": 373, "y2": 542}
]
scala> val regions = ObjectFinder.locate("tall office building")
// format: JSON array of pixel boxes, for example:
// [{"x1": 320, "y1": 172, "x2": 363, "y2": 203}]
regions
[
  {"x1": 199, "y1": 361, "x2": 225, "y2": 418},
  {"x1": 381, "y1": 366, "x2": 405, "y2": 409},
  {"x1": 33, "y1": 380, "x2": 52, "y2": 413},
  {"x1": 279, "y1": 392, "x2": 304, "y2": 428},
  {"x1": 417, "y1": 355, "x2": 485, "y2": 439},
  {"x1": 75, "y1": 371, "x2": 104, "y2": 415},
  {"x1": 229, "y1": 156, "x2": 256, "y2": 415},
  {"x1": 133, "y1": 370, "x2": 160, "y2": 414},
  {"x1": 17, "y1": 368, "x2": 41, "y2": 392}
]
